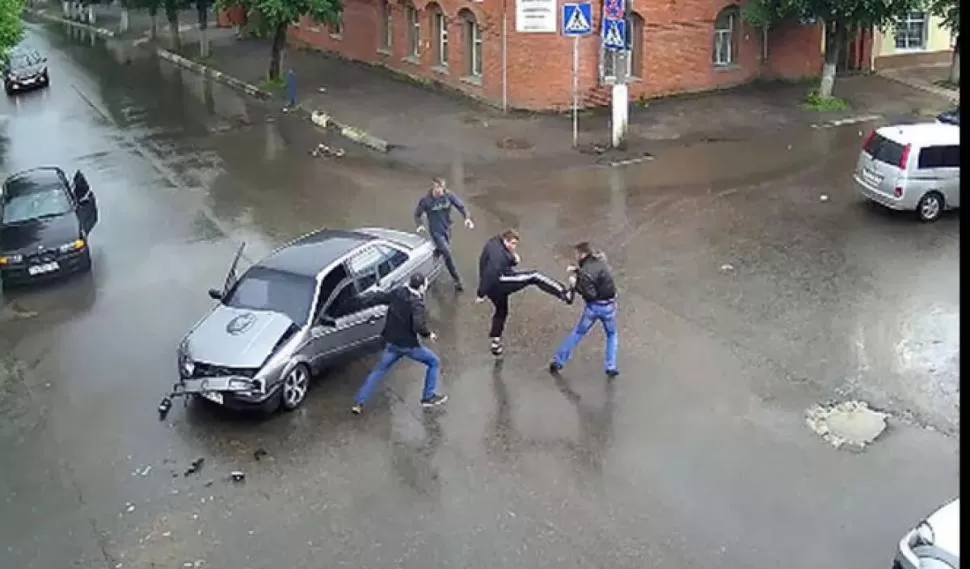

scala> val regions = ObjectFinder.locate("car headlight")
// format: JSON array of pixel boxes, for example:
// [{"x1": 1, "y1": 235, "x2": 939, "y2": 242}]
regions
[
  {"x1": 916, "y1": 521, "x2": 935, "y2": 545},
  {"x1": 58, "y1": 239, "x2": 86, "y2": 253},
  {"x1": 0, "y1": 253, "x2": 23, "y2": 265},
  {"x1": 177, "y1": 345, "x2": 195, "y2": 377}
]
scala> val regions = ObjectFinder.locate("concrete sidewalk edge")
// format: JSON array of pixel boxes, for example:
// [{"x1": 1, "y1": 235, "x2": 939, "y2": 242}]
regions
[
  {"x1": 877, "y1": 70, "x2": 960, "y2": 104},
  {"x1": 154, "y1": 48, "x2": 271, "y2": 101},
  {"x1": 309, "y1": 110, "x2": 390, "y2": 153},
  {"x1": 28, "y1": 9, "x2": 118, "y2": 38}
]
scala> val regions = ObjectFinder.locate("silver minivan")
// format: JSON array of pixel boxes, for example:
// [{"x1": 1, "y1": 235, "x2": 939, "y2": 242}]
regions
[{"x1": 853, "y1": 123, "x2": 960, "y2": 222}]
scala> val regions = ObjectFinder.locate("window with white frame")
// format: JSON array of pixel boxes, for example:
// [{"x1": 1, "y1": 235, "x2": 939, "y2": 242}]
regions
[
  {"x1": 600, "y1": 14, "x2": 643, "y2": 81},
  {"x1": 464, "y1": 13, "x2": 483, "y2": 77},
  {"x1": 380, "y1": 1, "x2": 392, "y2": 50},
  {"x1": 406, "y1": 4, "x2": 420, "y2": 57},
  {"x1": 895, "y1": 12, "x2": 927, "y2": 50},
  {"x1": 713, "y1": 6, "x2": 739, "y2": 66},
  {"x1": 433, "y1": 9, "x2": 448, "y2": 67}
]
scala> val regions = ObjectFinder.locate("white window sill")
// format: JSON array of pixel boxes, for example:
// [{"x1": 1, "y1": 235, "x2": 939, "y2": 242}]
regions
[
  {"x1": 893, "y1": 46, "x2": 929, "y2": 53},
  {"x1": 460, "y1": 75, "x2": 483, "y2": 86},
  {"x1": 713, "y1": 63, "x2": 740, "y2": 71},
  {"x1": 308, "y1": 26, "x2": 321, "y2": 32},
  {"x1": 377, "y1": 47, "x2": 393, "y2": 56},
  {"x1": 432, "y1": 64, "x2": 449, "y2": 75},
  {"x1": 403, "y1": 55, "x2": 420, "y2": 65},
  {"x1": 330, "y1": 33, "x2": 343, "y2": 40},
  {"x1": 599, "y1": 75, "x2": 641, "y2": 86}
]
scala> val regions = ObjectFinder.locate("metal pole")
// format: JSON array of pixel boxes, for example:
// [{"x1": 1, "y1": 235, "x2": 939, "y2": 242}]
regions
[
  {"x1": 502, "y1": 3, "x2": 508, "y2": 113},
  {"x1": 572, "y1": 36, "x2": 579, "y2": 147}
]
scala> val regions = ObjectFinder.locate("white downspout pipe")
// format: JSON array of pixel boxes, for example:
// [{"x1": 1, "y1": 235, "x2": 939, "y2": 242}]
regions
[{"x1": 501, "y1": 0, "x2": 509, "y2": 112}]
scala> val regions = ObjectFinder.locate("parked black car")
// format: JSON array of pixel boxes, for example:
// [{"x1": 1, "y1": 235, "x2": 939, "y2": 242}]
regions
[
  {"x1": 936, "y1": 106, "x2": 959, "y2": 126},
  {"x1": 3, "y1": 48, "x2": 49, "y2": 95},
  {"x1": 0, "y1": 167, "x2": 99, "y2": 288}
]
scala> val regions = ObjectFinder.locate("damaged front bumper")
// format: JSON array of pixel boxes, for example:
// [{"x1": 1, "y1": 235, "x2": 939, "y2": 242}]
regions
[{"x1": 158, "y1": 375, "x2": 275, "y2": 418}]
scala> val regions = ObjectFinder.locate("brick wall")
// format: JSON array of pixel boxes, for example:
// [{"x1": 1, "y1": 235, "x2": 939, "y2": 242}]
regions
[{"x1": 281, "y1": 0, "x2": 825, "y2": 111}]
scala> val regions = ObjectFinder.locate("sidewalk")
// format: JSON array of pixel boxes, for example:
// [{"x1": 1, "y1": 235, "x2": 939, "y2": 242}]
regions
[{"x1": 877, "y1": 65, "x2": 960, "y2": 104}]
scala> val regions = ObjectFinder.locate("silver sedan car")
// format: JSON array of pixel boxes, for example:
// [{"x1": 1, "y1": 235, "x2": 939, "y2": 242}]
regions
[
  {"x1": 162, "y1": 227, "x2": 441, "y2": 416},
  {"x1": 893, "y1": 497, "x2": 960, "y2": 569}
]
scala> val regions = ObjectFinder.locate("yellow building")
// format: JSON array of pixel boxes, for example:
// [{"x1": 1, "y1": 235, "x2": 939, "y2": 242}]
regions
[{"x1": 872, "y1": 11, "x2": 957, "y2": 70}]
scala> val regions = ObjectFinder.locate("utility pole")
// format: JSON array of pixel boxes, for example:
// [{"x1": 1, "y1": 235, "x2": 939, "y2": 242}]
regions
[{"x1": 611, "y1": 50, "x2": 629, "y2": 149}]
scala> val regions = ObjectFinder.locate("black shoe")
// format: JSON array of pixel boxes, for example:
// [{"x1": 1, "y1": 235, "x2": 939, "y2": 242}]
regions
[
  {"x1": 455, "y1": 282, "x2": 464, "y2": 292},
  {"x1": 548, "y1": 361, "x2": 563, "y2": 374},
  {"x1": 561, "y1": 289, "x2": 574, "y2": 305},
  {"x1": 421, "y1": 394, "x2": 448, "y2": 407},
  {"x1": 490, "y1": 339, "x2": 504, "y2": 357},
  {"x1": 351, "y1": 403, "x2": 363, "y2": 415},
  {"x1": 605, "y1": 369, "x2": 619, "y2": 378}
]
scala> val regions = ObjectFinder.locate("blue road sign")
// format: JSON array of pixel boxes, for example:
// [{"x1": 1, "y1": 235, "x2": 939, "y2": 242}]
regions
[
  {"x1": 562, "y1": 3, "x2": 593, "y2": 37},
  {"x1": 603, "y1": 0, "x2": 625, "y2": 21},
  {"x1": 601, "y1": 18, "x2": 626, "y2": 51}
]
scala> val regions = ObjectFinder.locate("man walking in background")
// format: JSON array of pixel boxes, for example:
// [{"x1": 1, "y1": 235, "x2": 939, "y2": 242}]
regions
[
  {"x1": 549, "y1": 242, "x2": 619, "y2": 377},
  {"x1": 415, "y1": 177, "x2": 475, "y2": 292},
  {"x1": 351, "y1": 272, "x2": 448, "y2": 415},
  {"x1": 476, "y1": 229, "x2": 572, "y2": 357}
]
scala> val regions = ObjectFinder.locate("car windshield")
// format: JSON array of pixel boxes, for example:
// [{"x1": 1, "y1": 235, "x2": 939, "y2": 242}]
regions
[
  {"x1": 223, "y1": 266, "x2": 316, "y2": 326},
  {"x1": 1, "y1": 176, "x2": 73, "y2": 224},
  {"x1": 8, "y1": 51, "x2": 41, "y2": 70}
]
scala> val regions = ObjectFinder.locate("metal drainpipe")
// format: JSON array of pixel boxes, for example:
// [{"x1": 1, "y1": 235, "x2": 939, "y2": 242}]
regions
[{"x1": 502, "y1": 0, "x2": 509, "y2": 112}]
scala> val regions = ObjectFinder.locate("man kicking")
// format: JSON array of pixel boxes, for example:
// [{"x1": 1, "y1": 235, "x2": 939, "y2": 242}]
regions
[
  {"x1": 549, "y1": 242, "x2": 619, "y2": 378},
  {"x1": 414, "y1": 177, "x2": 475, "y2": 292},
  {"x1": 476, "y1": 229, "x2": 572, "y2": 356},
  {"x1": 352, "y1": 272, "x2": 447, "y2": 415}
]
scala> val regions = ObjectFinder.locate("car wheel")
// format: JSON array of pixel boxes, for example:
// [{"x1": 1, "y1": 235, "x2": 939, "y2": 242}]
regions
[
  {"x1": 279, "y1": 363, "x2": 310, "y2": 411},
  {"x1": 917, "y1": 191, "x2": 944, "y2": 223},
  {"x1": 80, "y1": 249, "x2": 93, "y2": 273},
  {"x1": 4, "y1": 84, "x2": 12, "y2": 96}
]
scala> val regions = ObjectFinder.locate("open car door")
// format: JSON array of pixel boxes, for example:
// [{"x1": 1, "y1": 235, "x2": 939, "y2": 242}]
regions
[
  {"x1": 221, "y1": 242, "x2": 246, "y2": 297},
  {"x1": 71, "y1": 170, "x2": 98, "y2": 234}
]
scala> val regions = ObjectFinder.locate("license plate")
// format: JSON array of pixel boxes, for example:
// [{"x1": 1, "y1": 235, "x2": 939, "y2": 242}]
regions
[
  {"x1": 28, "y1": 262, "x2": 59, "y2": 276},
  {"x1": 862, "y1": 168, "x2": 881, "y2": 184},
  {"x1": 201, "y1": 391, "x2": 224, "y2": 405}
]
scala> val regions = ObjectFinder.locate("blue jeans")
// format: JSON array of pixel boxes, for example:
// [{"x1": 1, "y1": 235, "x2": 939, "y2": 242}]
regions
[
  {"x1": 355, "y1": 344, "x2": 441, "y2": 405},
  {"x1": 553, "y1": 301, "x2": 619, "y2": 372}
]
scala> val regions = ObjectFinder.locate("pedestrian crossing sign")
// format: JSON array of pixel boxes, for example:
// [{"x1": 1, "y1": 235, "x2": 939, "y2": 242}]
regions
[
  {"x1": 601, "y1": 18, "x2": 626, "y2": 51},
  {"x1": 562, "y1": 3, "x2": 593, "y2": 37}
]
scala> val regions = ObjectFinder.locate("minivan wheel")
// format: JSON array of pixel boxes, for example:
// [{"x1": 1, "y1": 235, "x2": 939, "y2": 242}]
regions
[
  {"x1": 280, "y1": 363, "x2": 310, "y2": 411},
  {"x1": 917, "y1": 192, "x2": 944, "y2": 222}
]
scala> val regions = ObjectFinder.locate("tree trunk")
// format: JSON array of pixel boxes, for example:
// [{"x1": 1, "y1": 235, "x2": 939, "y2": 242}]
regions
[
  {"x1": 199, "y1": 26, "x2": 209, "y2": 58},
  {"x1": 268, "y1": 22, "x2": 287, "y2": 81},
  {"x1": 119, "y1": 7, "x2": 129, "y2": 32},
  {"x1": 819, "y1": 18, "x2": 845, "y2": 99},
  {"x1": 949, "y1": 34, "x2": 960, "y2": 85},
  {"x1": 149, "y1": 7, "x2": 158, "y2": 39},
  {"x1": 166, "y1": 8, "x2": 181, "y2": 50}
]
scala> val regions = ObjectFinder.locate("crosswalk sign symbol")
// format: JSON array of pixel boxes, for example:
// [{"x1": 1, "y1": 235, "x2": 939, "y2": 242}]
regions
[
  {"x1": 562, "y1": 3, "x2": 593, "y2": 37},
  {"x1": 602, "y1": 18, "x2": 626, "y2": 50}
]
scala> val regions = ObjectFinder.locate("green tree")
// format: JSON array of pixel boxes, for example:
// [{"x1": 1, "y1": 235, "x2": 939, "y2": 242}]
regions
[
  {"x1": 928, "y1": 0, "x2": 958, "y2": 84},
  {"x1": 215, "y1": 0, "x2": 341, "y2": 81},
  {"x1": 163, "y1": 0, "x2": 192, "y2": 50},
  {"x1": 743, "y1": 0, "x2": 920, "y2": 99},
  {"x1": 131, "y1": 0, "x2": 162, "y2": 39},
  {"x1": 0, "y1": 0, "x2": 24, "y2": 55}
]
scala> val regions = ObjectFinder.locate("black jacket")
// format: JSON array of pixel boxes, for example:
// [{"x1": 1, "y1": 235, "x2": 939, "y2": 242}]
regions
[
  {"x1": 573, "y1": 253, "x2": 616, "y2": 303},
  {"x1": 477, "y1": 235, "x2": 518, "y2": 297},
  {"x1": 359, "y1": 286, "x2": 432, "y2": 348}
]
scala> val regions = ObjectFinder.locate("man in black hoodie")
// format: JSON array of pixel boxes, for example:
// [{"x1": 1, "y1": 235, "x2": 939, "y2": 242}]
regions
[
  {"x1": 476, "y1": 229, "x2": 571, "y2": 356},
  {"x1": 352, "y1": 272, "x2": 447, "y2": 414}
]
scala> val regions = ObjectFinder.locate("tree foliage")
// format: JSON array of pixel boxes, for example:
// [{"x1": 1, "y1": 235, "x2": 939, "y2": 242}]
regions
[
  {"x1": 0, "y1": 0, "x2": 25, "y2": 55},
  {"x1": 928, "y1": 0, "x2": 958, "y2": 34},
  {"x1": 215, "y1": 0, "x2": 341, "y2": 79}
]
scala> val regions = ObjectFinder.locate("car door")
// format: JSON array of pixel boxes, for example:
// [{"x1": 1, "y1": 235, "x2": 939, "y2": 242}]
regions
[
  {"x1": 70, "y1": 170, "x2": 98, "y2": 234},
  {"x1": 941, "y1": 144, "x2": 960, "y2": 207},
  {"x1": 348, "y1": 244, "x2": 412, "y2": 342},
  {"x1": 309, "y1": 276, "x2": 377, "y2": 362}
]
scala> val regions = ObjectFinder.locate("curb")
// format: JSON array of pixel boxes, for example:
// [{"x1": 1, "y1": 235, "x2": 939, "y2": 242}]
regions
[
  {"x1": 814, "y1": 114, "x2": 883, "y2": 128},
  {"x1": 877, "y1": 71, "x2": 960, "y2": 104},
  {"x1": 310, "y1": 110, "x2": 390, "y2": 153},
  {"x1": 154, "y1": 48, "x2": 271, "y2": 100},
  {"x1": 29, "y1": 9, "x2": 117, "y2": 37}
]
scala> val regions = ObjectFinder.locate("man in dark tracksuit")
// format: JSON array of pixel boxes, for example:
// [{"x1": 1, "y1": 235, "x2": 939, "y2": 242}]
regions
[
  {"x1": 352, "y1": 272, "x2": 448, "y2": 415},
  {"x1": 414, "y1": 177, "x2": 475, "y2": 292},
  {"x1": 549, "y1": 242, "x2": 619, "y2": 377},
  {"x1": 476, "y1": 229, "x2": 572, "y2": 356}
]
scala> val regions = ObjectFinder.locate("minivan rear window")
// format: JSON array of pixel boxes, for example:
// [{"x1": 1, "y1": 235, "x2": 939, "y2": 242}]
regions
[{"x1": 864, "y1": 134, "x2": 906, "y2": 167}]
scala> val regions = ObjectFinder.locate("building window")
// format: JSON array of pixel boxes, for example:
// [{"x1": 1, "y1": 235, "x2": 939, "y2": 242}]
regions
[
  {"x1": 713, "y1": 6, "x2": 739, "y2": 66},
  {"x1": 600, "y1": 13, "x2": 643, "y2": 81},
  {"x1": 380, "y1": 1, "x2": 392, "y2": 50},
  {"x1": 406, "y1": 4, "x2": 421, "y2": 57},
  {"x1": 432, "y1": 8, "x2": 448, "y2": 67},
  {"x1": 463, "y1": 12, "x2": 482, "y2": 77},
  {"x1": 895, "y1": 12, "x2": 928, "y2": 50}
]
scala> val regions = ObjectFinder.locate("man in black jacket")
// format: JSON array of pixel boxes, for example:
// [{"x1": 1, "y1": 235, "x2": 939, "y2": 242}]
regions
[
  {"x1": 476, "y1": 229, "x2": 571, "y2": 356},
  {"x1": 549, "y1": 242, "x2": 619, "y2": 377},
  {"x1": 352, "y1": 272, "x2": 447, "y2": 414}
]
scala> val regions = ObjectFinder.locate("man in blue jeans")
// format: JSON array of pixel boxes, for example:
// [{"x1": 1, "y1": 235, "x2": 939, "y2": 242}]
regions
[
  {"x1": 352, "y1": 272, "x2": 447, "y2": 415},
  {"x1": 549, "y1": 242, "x2": 619, "y2": 377},
  {"x1": 414, "y1": 177, "x2": 475, "y2": 292}
]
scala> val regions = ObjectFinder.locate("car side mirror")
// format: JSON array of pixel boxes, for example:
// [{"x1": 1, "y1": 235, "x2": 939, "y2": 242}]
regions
[{"x1": 208, "y1": 288, "x2": 223, "y2": 300}]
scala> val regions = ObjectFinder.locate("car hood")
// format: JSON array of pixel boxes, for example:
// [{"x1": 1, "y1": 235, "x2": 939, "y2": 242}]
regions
[
  {"x1": 185, "y1": 305, "x2": 296, "y2": 368},
  {"x1": 925, "y1": 498, "x2": 960, "y2": 556},
  {"x1": 0, "y1": 214, "x2": 81, "y2": 254}
]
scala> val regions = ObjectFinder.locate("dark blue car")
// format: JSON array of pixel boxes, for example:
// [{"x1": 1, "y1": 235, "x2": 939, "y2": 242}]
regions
[{"x1": 936, "y1": 106, "x2": 959, "y2": 126}]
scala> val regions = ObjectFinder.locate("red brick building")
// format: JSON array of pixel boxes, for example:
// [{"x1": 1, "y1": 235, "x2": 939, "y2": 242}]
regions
[{"x1": 283, "y1": 0, "x2": 824, "y2": 111}]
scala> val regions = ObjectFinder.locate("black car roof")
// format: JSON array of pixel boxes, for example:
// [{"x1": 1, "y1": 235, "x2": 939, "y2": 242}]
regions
[
  {"x1": 2, "y1": 167, "x2": 66, "y2": 196},
  {"x1": 256, "y1": 228, "x2": 377, "y2": 277}
]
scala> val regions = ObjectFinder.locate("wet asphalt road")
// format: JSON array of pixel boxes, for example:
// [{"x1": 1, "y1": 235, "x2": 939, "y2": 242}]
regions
[{"x1": 0, "y1": 23, "x2": 960, "y2": 569}]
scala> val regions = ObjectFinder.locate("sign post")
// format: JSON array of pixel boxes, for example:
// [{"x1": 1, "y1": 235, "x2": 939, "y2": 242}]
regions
[
  {"x1": 562, "y1": 3, "x2": 593, "y2": 148},
  {"x1": 601, "y1": 0, "x2": 628, "y2": 148}
]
